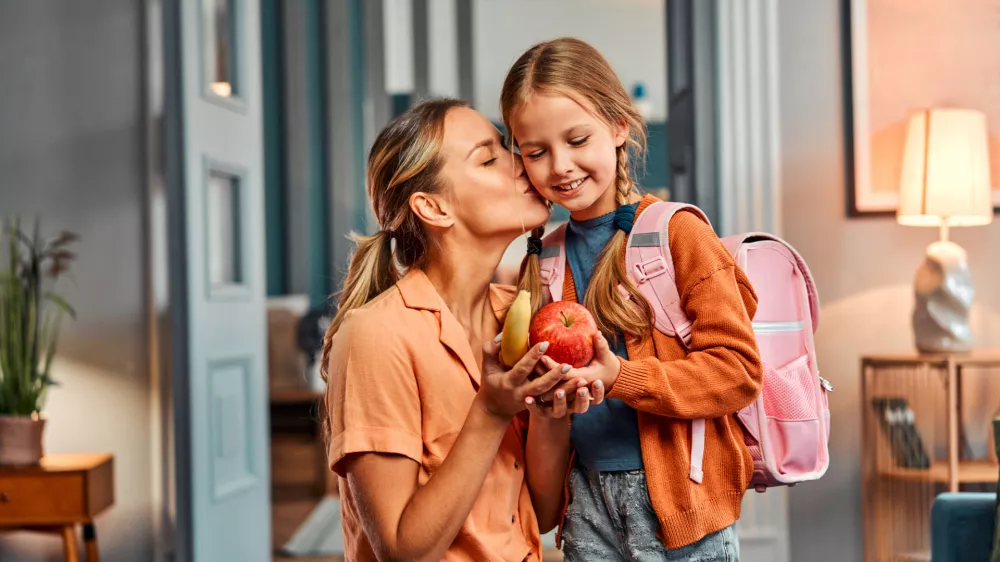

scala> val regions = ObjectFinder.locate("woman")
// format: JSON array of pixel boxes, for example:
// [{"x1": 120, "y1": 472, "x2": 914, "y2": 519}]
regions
[{"x1": 321, "y1": 98, "x2": 605, "y2": 561}]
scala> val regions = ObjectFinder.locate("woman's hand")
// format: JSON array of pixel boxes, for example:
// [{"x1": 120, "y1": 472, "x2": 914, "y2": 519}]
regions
[
  {"x1": 528, "y1": 356, "x2": 606, "y2": 418},
  {"x1": 477, "y1": 337, "x2": 566, "y2": 422}
]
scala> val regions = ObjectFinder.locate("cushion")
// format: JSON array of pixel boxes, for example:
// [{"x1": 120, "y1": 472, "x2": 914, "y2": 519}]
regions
[{"x1": 992, "y1": 417, "x2": 1000, "y2": 562}]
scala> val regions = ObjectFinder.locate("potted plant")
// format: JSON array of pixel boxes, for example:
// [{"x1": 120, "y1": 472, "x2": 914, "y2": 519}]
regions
[{"x1": 0, "y1": 217, "x2": 77, "y2": 466}]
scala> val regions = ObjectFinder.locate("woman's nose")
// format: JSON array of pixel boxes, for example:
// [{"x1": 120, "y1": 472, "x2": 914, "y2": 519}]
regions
[{"x1": 513, "y1": 154, "x2": 526, "y2": 176}]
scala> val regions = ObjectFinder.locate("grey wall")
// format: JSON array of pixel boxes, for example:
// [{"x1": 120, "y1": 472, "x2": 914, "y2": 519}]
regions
[
  {"x1": 0, "y1": 1, "x2": 153, "y2": 561},
  {"x1": 779, "y1": 1, "x2": 1000, "y2": 561}
]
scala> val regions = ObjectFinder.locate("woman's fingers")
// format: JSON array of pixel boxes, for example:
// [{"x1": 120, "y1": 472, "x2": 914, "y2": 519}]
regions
[
  {"x1": 521, "y1": 360, "x2": 569, "y2": 397},
  {"x1": 549, "y1": 387, "x2": 568, "y2": 418},
  {"x1": 570, "y1": 386, "x2": 592, "y2": 414},
  {"x1": 506, "y1": 341, "x2": 550, "y2": 385},
  {"x1": 590, "y1": 379, "x2": 605, "y2": 405}
]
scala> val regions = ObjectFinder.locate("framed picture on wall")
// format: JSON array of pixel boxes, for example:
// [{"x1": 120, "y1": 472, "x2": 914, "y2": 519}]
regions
[{"x1": 842, "y1": 0, "x2": 1000, "y2": 217}]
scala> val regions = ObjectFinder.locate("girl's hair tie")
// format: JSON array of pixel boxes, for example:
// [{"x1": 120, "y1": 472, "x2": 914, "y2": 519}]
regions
[
  {"x1": 613, "y1": 205, "x2": 635, "y2": 233},
  {"x1": 526, "y1": 236, "x2": 543, "y2": 256}
]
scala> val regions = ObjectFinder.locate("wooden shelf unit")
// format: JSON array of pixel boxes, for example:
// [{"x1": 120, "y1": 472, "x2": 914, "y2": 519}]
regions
[{"x1": 861, "y1": 352, "x2": 1000, "y2": 562}]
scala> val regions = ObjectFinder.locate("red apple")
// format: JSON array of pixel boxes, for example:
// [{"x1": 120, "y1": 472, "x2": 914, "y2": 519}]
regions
[{"x1": 529, "y1": 302, "x2": 598, "y2": 368}]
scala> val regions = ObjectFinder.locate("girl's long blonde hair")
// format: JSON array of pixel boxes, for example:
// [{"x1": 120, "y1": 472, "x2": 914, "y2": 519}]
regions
[
  {"x1": 501, "y1": 37, "x2": 651, "y2": 338},
  {"x1": 320, "y1": 98, "x2": 469, "y2": 383}
]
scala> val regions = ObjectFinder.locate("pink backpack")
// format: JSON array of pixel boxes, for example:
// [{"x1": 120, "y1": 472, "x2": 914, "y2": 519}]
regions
[{"x1": 538, "y1": 201, "x2": 831, "y2": 492}]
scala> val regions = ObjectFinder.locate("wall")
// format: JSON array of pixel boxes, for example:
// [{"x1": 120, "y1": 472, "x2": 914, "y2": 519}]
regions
[
  {"x1": 382, "y1": 0, "x2": 667, "y2": 118},
  {"x1": 0, "y1": 1, "x2": 153, "y2": 561},
  {"x1": 778, "y1": 0, "x2": 1000, "y2": 560},
  {"x1": 472, "y1": 0, "x2": 667, "y2": 121},
  {"x1": 863, "y1": 0, "x2": 1000, "y2": 199}
]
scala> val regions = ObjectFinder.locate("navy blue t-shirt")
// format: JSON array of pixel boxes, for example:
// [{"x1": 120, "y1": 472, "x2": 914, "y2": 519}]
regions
[{"x1": 564, "y1": 202, "x2": 643, "y2": 472}]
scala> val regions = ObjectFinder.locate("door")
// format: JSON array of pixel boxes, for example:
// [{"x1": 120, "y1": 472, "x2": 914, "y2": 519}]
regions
[{"x1": 164, "y1": 0, "x2": 270, "y2": 560}]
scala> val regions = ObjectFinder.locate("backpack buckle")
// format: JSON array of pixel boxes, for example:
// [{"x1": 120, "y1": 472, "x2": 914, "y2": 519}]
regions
[
  {"x1": 539, "y1": 267, "x2": 554, "y2": 285},
  {"x1": 634, "y1": 257, "x2": 668, "y2": 283}
]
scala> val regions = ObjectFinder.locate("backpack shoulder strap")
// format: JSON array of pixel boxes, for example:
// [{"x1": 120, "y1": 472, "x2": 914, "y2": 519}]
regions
[
  {"x1": 538, "y1": 223, "x2": 568, "y2": 304},
  {"x1": 627, "y1": 202, "x2": 715, "y2": 485},
  {"x1": 721, "y1": 232, "x2": 820, "y2": 333},
  {"x1": 625, "y1": 201, "x2": 711, "y2": 343}
]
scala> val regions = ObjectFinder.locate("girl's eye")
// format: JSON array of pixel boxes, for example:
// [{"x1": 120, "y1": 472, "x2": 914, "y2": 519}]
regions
[
  {"x1": 526, "y1": 150, "x2": 545, "y2": 161},
  {"x1": 569, "y1": 136, "x2": 590, "y2": 147}
]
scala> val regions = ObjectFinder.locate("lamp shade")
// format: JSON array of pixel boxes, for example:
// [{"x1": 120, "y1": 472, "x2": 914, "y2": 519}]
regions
[{"x1": 897, "y1": 108, "x2": 993, "y2": 227}]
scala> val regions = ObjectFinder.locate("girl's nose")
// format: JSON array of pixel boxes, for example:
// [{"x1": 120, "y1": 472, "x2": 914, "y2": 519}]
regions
[{"x1": 551, "y1": 149, "x2": 573, "y2": 177}]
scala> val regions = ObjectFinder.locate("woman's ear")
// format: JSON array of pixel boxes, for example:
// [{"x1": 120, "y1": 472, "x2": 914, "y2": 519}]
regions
[{"x1": 409, "y1": 192, "x2": 454, "y2": 229}]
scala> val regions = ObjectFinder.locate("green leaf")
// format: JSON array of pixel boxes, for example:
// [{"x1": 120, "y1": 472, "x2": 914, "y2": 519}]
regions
[
  {"x1": 0, "y1": 215, "x2": 75, "y2": 415},
  {"x1": 44, "y1": 292, "x2": 76, "y2": 319}
]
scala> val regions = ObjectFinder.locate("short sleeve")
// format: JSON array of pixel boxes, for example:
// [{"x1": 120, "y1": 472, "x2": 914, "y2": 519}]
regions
[{"x1": 325, "y1": 309, "x2": 423, "y2": 477}]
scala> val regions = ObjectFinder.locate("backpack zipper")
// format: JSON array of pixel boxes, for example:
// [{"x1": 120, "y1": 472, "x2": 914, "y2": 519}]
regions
[
  {"x1": 751, "y1": 320, "x2": 804, "y2": 333},
  {"x1": 751, "y1": 321, "x2": 833, "y2": 392}
]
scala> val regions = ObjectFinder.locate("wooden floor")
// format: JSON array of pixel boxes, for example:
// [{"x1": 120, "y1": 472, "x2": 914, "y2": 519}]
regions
[
  {"x1": 272, "y1": 499, "x2": 343, "y2": 562},
  {"x1": 271, "y1": 498, "x2": 563, "y2": 561}
]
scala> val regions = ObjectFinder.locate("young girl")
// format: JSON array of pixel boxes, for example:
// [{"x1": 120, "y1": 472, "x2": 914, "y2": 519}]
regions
[
  {"x1": 502, "y1": 38, "x2": 764, "y2": 561},
  {"x1": 321, "y1": 99, "x2": 604, "y2": 561}
]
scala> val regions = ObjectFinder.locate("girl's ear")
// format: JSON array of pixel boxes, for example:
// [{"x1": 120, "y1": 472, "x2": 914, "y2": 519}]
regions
[{"x1": 614, "y1": 121, "x2": 629, "y2": 148}]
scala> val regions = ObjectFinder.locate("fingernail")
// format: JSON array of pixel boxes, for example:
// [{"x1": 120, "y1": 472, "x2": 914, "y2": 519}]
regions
[
  {"x1": 556, "y1": 390, "x2": 565, "y2": 399},
  {"x1": 561, "y1": 365, "x2": 571, "y2": 374},
  {"x1": 595, "y1": 380, "x2": 603, "y2": 389},
  {"x1": 494, "y1": 333, "x2": 502, "y2": 343},
  {"x1": 578, "y1": 389, "x2": 587, "y2": 397},
  {"x1": 539, "y1": 342, "x2": 550, "y2": 352},
  {"x1": 577, "y1": 378, "x2": 587, "y2": 387},
  {"x1": 525, "y1": 396, "x2": 534, "y2": 405}
]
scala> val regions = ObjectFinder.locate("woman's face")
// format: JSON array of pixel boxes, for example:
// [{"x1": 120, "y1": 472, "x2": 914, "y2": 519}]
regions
[{"x1": 435, "y1": 107, "x2": 551, "y2": 242}]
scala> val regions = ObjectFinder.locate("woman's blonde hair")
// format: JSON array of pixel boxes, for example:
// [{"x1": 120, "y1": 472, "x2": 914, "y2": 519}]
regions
[
  {"x1": 320, "y1": 98, "x2": 469, "y2": 382},
  {"x1": 501, "y1": 37, "x2": 651, "y2": 338}
]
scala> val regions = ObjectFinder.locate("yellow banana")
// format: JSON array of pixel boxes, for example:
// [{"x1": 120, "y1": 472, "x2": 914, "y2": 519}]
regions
[{"x1": 500, "y1": 290, "x2": 532, "y2": 367}]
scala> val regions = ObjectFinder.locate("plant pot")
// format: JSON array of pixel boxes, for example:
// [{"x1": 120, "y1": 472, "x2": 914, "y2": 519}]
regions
[{"x1": 0, "y1": 415, "x2": 46, "y2": 466}]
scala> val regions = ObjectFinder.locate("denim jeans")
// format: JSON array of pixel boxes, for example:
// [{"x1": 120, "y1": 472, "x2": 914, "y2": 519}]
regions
[{"x1": 562, "y1": 465, "x2": 740, "y2": 562}]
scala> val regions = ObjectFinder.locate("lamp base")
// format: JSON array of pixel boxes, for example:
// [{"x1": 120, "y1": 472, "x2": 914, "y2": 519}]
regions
[{"x1": 912, "y1": 240, "x2": 974, "y2": 354}]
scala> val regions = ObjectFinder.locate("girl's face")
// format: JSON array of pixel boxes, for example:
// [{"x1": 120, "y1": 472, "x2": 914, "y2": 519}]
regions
[
  {"x1": 509, "y1": 94, "x2": 628, "y2": 221},
  {"x1": 436, "y1": 106, "x2": 551, "y2": 241}
]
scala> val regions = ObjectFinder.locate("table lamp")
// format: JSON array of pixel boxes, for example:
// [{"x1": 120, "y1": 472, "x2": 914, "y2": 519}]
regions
[{"x1": 897, "y1": 108, "x2": 993, "y2": 353}]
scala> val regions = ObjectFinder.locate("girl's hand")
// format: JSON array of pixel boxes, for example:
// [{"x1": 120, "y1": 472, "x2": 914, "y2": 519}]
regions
[
  {"x1": 538, "y1": 332, "x2": 620, "y2": 403},
  {"x1": 477, "y1": 338, "x2": 566, "y2": 422}
]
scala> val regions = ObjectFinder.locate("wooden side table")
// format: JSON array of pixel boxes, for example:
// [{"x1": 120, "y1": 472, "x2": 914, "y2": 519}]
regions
[{"x1": 0, "y1": 453, "x2": 114, "y2": 562}]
